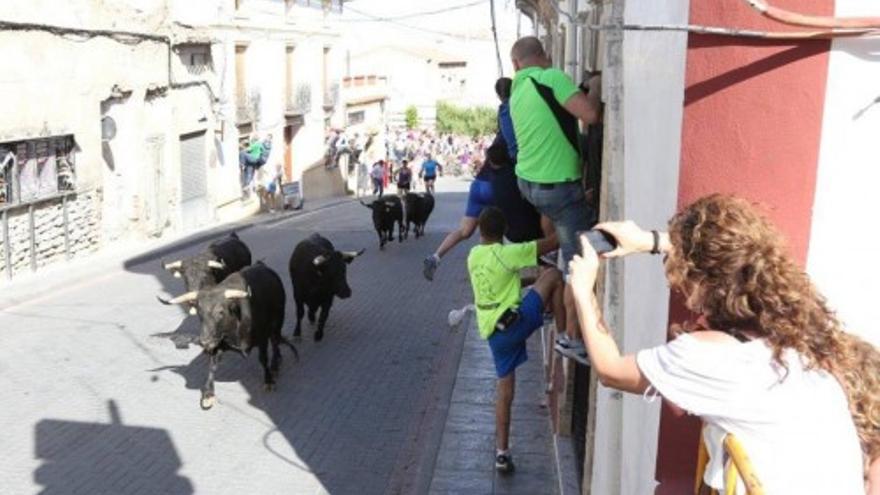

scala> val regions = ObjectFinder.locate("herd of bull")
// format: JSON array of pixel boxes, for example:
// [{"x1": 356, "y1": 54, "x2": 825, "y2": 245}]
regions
[
  {"x1": 362, "y1": 192, "x2": 435, "y2": 249},
  {"x1": 155, "y1": 193, "x2": 434, "y2": 410}
]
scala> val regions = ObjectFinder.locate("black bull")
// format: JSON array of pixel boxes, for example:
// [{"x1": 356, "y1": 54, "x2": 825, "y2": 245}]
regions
[
  {"x1": 158, "y1": 262, "x2": 297, "y2": 410},
  {"x1": 289, "y1": 234, "x2": 364, "y2": 342},
  {"x1": 404, "y1": 192, "x2": 435, "y2": 239},
  {"x1": 360, "y1": 195, "x2": 403, "y2": 249},
  {"x1": 161, "y1": 232, "x2": 252, "y2": 293}
]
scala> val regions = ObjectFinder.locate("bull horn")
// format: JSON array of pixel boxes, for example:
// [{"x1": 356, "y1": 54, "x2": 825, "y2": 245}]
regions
[
  {"x1": 207, "y1": 260, "x2": 225, "y2": 269},
  {"x1": 313, "y1": 254, "x2": 328, "y2": 266},
  {"x1": 340, "y1": 249, "x2": 365, "y2": 260},
  {"x1": 163, "y1": 260, "x2": 182, "y2": 270},
  {"x1": 224, "y1": 289, "x2": 249, "y2": 299},
  {"x1": 359, "y1": 200, "x2": 373, "y2": 209},
  {"x1": 157, "y1": 291, "x2": 198, "y2": 305}
]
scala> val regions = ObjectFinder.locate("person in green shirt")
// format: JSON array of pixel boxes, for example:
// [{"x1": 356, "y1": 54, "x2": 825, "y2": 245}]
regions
[
  {"x1": 467, "y1": 206, "x2": 564, "y2": 474},
  {"x1": 509, "y1": 35, "x2": 601, "y2": 267},
  {"x1": 509, "y1": 36, "x2": 602, "y2": 366}
]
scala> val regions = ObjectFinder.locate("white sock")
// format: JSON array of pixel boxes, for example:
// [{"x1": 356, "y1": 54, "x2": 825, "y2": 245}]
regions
[
  {"x1": 496, "y1": 448, "x2": 509, "y2": 457},
  {"x1": 431, "y1": 253, "x2": 440, "y2": 263}
]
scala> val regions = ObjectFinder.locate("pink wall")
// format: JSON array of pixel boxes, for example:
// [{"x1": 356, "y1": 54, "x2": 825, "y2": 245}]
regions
[{"x1": 655, "y1": 1, "x2": 833, "y2": 492}]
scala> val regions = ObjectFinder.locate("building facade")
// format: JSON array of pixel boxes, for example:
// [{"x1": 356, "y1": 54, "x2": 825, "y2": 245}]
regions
[{"x1": 0, "y1": 0, "x2": 346, "y2": 281}]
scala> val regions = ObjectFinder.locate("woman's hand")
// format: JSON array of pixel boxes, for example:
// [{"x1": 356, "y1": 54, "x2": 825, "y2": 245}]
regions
[
  {"x1": 568, "y1": 234, "x2": 600, "y2": 299},
  {"x1": 594, "y1": 220, "x2": 654, "y2": 258}
]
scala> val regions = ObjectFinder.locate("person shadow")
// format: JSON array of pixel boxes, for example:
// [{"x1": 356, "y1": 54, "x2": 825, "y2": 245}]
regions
[{"x1": 33, "y1": 400, "x2": 193, "y2": 494}]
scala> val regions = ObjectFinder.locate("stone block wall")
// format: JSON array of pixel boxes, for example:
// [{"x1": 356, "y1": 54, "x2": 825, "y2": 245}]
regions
[{"x1": 0, "y1": 192, "x2": 101, "y2": 278}]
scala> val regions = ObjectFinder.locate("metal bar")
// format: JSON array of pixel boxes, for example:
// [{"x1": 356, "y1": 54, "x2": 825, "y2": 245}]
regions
[
  {"x1": 2, "y1": 209, "x2": 10, "y2": 280},
  {"x1": 0, "y1": 189, "x2": 88, "y2": 214},
  {"x1": 28, "y1": 203, "x2": 36, "y2": 272},
  {"x1": 62, "y1": 194, "x2": 71, "y2": 260}
]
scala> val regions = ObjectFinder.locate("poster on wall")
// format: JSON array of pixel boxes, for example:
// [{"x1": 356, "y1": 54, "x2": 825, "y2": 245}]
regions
[{"x1": 281, "y1": 181, "x2": 303, "y2": 210}]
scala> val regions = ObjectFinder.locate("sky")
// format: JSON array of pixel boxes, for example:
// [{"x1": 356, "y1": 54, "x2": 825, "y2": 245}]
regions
[{"x1": 339, "y1": 0, "x2": 530, "y2": 57}]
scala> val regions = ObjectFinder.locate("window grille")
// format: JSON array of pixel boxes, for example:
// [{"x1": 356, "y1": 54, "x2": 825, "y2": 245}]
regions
[{"x1": 0, "y1": 135, "x2": 76, "y2": 207}]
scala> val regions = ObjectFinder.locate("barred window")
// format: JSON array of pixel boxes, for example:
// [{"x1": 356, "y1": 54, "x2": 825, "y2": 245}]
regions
[{"x1": 0, "y1": 135, "x2": 77, "y2": 206}]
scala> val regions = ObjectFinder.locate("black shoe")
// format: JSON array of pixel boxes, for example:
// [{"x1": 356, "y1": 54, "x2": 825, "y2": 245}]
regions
[{"x1": 495, "y1": 453, "x2": 515, "y2": 474}]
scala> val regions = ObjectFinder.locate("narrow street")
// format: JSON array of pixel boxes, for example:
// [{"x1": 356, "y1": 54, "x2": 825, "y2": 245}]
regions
[{"x1": 0, "y1": 178, "x2": 490, "y2": 494}]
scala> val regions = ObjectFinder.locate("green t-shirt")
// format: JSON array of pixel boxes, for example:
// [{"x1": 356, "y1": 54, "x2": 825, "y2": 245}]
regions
[
  {"x1": 467, "y1": 241, "x2": 538, "y2": 339},
  {"x1": 510, "y1": 66, "x2": 581, "y2": 184},
  {"x1": 247, "y1": 141, "x2": 264, "y2": 161}
]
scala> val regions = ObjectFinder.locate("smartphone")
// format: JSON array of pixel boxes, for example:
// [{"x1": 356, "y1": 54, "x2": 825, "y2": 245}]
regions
[{"x1": 578, "y1": 230, "x2": 618, "y2": 255}]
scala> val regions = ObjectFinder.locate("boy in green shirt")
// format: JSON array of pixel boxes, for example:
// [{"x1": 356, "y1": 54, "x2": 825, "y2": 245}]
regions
[{"x1": 467, "y1": 207, "x2": 564, "y2": 473}]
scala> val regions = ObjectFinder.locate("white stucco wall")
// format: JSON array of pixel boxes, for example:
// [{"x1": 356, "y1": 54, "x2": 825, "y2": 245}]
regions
[
  {"x1": 808, "y1": 1, "x2": 880, "y2": 347},
  {"x1": 214, "y1": 0, "x2": 344, "y2": 196},
  {"x1": 592, "y1": 1, "x2": 689, "y2": 494}
]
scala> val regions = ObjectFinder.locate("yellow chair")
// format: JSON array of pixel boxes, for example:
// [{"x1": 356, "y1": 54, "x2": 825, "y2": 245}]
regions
[{"x1": 694, "y1": 425, "x2": 765, "y2": 495}]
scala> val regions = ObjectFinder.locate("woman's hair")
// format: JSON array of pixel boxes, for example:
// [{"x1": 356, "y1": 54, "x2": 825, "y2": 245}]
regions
[{"x1": 666, "y1": 194, "x2": 880, "y2": 467}]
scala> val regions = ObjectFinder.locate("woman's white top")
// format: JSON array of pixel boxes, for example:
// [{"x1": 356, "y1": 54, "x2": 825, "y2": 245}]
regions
[{"x1": 637, "y1": 333, "x2": 864, "y2": 494}]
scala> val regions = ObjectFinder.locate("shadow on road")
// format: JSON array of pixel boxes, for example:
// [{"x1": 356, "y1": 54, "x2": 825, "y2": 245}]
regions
[
  {"x1": 33, "y1": 400, "x2": 193, "y2": 495},
  {"x1": 119, "y1": 191, "x2": 474, "y2": 493}
]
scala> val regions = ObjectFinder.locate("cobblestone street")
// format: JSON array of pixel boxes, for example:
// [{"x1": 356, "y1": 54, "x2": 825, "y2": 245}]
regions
[{"x1": 0, "y1": 178, "x2": 553, "y2": 494}]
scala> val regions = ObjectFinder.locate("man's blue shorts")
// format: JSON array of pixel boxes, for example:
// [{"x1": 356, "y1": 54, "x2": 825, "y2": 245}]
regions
[
  {"x1": 465, "y1": 179, "x2": 494, "y2": 218},
  {"x1": 487, "y1": 289, "x2": 545, "y2": 378}
]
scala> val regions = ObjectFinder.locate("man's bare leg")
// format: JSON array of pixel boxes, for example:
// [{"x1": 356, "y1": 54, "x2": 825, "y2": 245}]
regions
[{"x1": 495, "y1": 372, "x2": 515, "y2": 453}]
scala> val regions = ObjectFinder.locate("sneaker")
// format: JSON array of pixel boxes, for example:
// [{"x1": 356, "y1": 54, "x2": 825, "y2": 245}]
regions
[
  {"x1": 423, "y1": 255, "x2": 439, "y2": 281},
  {"x1": 554, "y1": 335, "x2": 590, "y2": 366},
  {"x1": 495, "y1": 453, "x2": 515, "y2": 474},
  {"x1": 447, "y1": 304, "x2": 474, "y2": 327},
  {"x1": 539, "y1": 253, "x2": 560, "y2": 269}
]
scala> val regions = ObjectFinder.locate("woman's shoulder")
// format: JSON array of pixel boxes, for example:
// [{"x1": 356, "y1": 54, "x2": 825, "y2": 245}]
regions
[{"x1": 686, "y1": 330, "x2": 741, "y2": 345}]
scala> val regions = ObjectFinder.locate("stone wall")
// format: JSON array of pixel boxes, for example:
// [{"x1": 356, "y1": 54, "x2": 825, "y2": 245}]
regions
[{"x1": 0, "y1": 192, "x2": 101, "y2": 278}]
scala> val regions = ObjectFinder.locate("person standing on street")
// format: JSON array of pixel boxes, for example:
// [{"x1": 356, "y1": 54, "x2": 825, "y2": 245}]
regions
[
  {"x1": 371, "y1": 160, "x2": 385, "y2": 196},
  {"x1": 466, "y1": 207, "x2": 564, "y2": 474},
  {"x1": 419, "y1": 154, "x2": 441, "y2": 194},
  {"x1": 396, "y1": 160, "x2": 413, "y2": 195}
]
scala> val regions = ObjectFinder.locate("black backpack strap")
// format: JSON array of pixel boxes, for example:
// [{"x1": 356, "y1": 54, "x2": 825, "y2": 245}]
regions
[{"x1": 528, "y1": 77, "x2": 581, "y2": 156}]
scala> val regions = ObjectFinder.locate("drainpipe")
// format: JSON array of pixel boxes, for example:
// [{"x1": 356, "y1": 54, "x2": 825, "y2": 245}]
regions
[{"x1": 565, "y1": 0, "x2": 579, "y2": 79}]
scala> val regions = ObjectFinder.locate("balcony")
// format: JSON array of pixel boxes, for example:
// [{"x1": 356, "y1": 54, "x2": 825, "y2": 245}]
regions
[
  {"x1": 286, "y1": 82, "x2": 313, "y2": 116},
  {"x1": 291, "y1": 0, "x2": 344, "y2": 14},
  {"x1": 323, "y1": 82, "x2": 340, "y2": 110},
  {"x1": 341, "y1": 75, "x2": 390, "y2": 106},
  {"x1": 236, "y1": 91, "x2": 259, "y2": 124}
]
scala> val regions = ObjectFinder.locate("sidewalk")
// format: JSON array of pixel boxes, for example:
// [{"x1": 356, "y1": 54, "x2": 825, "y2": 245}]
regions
[
  {"x1": 0, "y1": 195, "x2": 352, "y2": 310},
  {"x1": 428, "y1": 313, "x2": 561, "y2": 495}
]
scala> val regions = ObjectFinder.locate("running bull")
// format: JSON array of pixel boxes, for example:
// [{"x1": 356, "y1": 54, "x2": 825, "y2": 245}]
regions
[
  {"x1": 360, "y1": 195, "x2": 403, "y2": 249},
  {"x1": 161, "y1": 232, "x2": 252, "y2": 295},
  {"x1": 158, "y1": 262, "x2": 297, "y2": 410},
  {"x1": 289, "y1": 234, "x2": 364, "y2": 342}
]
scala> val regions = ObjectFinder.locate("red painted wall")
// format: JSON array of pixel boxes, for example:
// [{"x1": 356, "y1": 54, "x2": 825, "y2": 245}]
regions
[{"x1": 655, "y1": 1, "x2": 833, "y2": 493}]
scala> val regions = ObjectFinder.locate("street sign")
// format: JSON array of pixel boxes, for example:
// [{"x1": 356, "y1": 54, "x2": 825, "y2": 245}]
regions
[{"x1": 281, "y1": 181, "x2": 303, "y2": 210}]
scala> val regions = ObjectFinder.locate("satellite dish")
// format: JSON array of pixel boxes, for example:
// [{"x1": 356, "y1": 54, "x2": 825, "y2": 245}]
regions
[{"x1": 101, "y1": 116, "x2": 117, "y2": 142}]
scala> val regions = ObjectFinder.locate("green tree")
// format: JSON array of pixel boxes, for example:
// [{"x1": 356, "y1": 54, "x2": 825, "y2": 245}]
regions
[
  {"x1": 436, "y1": 102, "x2": 497, "y2": 136},
  {"x1": 405, "y1": 105, "x2": 419, "y2": 130}
]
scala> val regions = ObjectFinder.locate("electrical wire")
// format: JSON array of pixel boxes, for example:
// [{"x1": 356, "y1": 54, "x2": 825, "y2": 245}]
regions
[
  {"x1": 742, "y1": 0, "x2": 880, "y2": 30},
  {"x1": 490, "y1": 0, "x2": 503, "y2": 76},
  {"x1": 0, "y1": 19, "x2": 170, "y2": 45},
  {"x1": 588, "y1": 23, "x2": 879, "y2": 40},
  {"x1": 341, "y1": 0, "x2": 488, "y2": 22},
  {"x1": 345, "y1": 5, "x2": 493, "y2": 40}
]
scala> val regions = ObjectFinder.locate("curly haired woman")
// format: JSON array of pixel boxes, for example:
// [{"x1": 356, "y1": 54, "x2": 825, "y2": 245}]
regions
[{"x1": 569, "y1": 194, "x2": 880, "y2": 494}]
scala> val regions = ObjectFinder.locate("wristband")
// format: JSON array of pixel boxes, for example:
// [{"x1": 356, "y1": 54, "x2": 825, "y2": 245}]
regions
[{"x1": 650, "y1": 230, "x2": 660, "y2": 255}]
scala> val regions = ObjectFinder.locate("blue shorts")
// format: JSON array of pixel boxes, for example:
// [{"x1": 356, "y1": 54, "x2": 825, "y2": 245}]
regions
[
  {"x1": 487, "y1": 289, "x2": 545, "y2": 378},
  {"x1": 465, "y1": 179, "x2": 494, "y2": 218}
]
